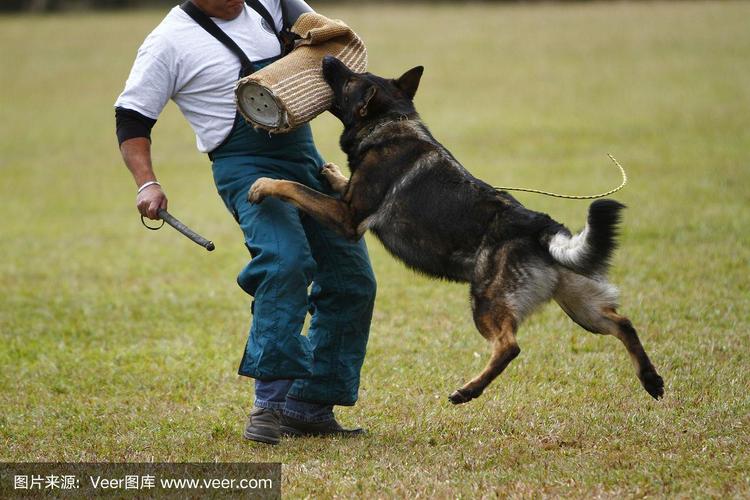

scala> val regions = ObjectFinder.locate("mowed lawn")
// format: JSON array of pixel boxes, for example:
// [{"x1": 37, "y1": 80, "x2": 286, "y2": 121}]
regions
[{"x1": 1, "y1": 1, "x2": 749, "y2": 497}]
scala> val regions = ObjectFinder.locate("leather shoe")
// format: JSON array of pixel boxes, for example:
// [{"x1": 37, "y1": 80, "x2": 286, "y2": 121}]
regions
[
  {"x1": 243, "y1": 407, "x2": 281, "y2": 445},
  {"x1": 280, "y1": 414, "x2": 366, "y2": 437}
]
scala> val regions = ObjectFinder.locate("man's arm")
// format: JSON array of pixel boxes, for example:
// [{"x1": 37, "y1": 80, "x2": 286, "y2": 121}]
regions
[
  {"x1": 114, "y1": 34, "x2": 175, "y2": 221},
  {"x1": 116, "y1": 106, "x2": 167, "y2": 220},
  {"x1": 120, "y1": 136, "x2": 167, "y2": 220}
]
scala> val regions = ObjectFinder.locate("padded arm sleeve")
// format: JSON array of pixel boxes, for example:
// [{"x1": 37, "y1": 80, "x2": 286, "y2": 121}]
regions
[{"x1": 115, "y1": 107, "x2": 157, "y2": 145}]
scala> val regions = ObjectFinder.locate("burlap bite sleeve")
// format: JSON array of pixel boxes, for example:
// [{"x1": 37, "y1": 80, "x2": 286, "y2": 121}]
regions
[{"x1": 234, "y1": 12, "x2": 367, "y2": 133}]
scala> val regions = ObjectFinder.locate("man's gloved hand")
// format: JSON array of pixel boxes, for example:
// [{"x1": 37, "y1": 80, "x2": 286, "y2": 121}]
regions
[{"x1": 137, "y1": 184, "x2": 168, "y2": 220}]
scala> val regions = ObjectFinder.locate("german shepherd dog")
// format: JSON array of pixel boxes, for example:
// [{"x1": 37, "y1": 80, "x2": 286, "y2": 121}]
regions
[{"x1": 248, "y1": 56, "x2": 665, "y2": 404}]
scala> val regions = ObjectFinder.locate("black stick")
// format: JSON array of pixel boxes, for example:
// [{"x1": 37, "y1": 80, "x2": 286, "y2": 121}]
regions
[{"x1": 157, "y1": 209, "x2": 215, "y2": 251}]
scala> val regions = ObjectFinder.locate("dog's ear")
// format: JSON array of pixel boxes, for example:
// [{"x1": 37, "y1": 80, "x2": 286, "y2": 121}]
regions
[
  {"x1": 395, "y1": 66, "x2": 424, "y2": 100},
  {"x1": 357, "y1": 86, "x2": 378, "y2": 117}
]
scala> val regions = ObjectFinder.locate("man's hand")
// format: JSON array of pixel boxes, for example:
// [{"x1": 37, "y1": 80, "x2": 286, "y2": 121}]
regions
[
  {"x1": 119, "y1": 137, "x2": 167, "y2": 220},
  {"x1": 137, "y1": 184, "x2": 168, "y2": 220}
]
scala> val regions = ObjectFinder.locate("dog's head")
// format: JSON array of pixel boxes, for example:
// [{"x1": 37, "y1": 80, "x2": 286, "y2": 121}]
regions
[{"x1": 322, "y1": 56, "x2": 424, "y2": 127}]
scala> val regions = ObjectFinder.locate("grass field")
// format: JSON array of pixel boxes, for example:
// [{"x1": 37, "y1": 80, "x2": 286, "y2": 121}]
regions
[{"x1": 1, "y1": 1, "x2": 749, "y2": 497}]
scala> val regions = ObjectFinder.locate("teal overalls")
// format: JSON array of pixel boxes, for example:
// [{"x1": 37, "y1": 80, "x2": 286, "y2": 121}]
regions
[{"x1": 210, "y1": 57, "x2": 376, "y2": 407}]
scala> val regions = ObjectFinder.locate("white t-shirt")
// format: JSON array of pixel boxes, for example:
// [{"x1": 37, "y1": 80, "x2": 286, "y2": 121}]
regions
[{"x1": 115, "y1": 2, "x2": 283, "y2": 153}]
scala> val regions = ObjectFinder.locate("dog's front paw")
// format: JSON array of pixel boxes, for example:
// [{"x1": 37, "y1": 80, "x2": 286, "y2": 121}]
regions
[
  {"x1": 247, "y1": 177, "x2": 277, "y2": 204},
  {"x1": 320, "y1": 162, "x2": 343, "y2": 178},
  {"x1": 320, "y1": 162, "x2": 348, "y2": 192}
]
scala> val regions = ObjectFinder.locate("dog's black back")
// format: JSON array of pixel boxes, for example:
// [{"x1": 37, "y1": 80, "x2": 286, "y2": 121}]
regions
[{"x1": 322, "y1": 57, "x2": 562, "y2": 282}]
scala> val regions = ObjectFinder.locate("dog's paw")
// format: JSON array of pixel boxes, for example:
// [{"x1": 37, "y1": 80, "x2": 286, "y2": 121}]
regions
[
  {"x1": 320, "y1": 162, "x2": 344, "y2": 179},
  {"x1": 320, "y1": 162, "x2": 348, "y2": 192},
  {"x1": 641, "y1": 370, "x2": 665, "y2": 400},
  {"x1": 247, "y1": 178, "x2": 276, "y2": 204},
  {"x1": 448, "y1": 388, "x2": 475, "y2": 405}
]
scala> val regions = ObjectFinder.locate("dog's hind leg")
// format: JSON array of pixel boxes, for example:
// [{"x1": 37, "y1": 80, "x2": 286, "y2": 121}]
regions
[
  {"x1": 448, "y1": 245, "x2": 556, "y2": 405},
  {"x1": 448, "y1": 311, "x2": 519, "y2": 405},
  {"x1": 553, "y1": 270, "x2": 664, "y2": 399},
  {"x1": 603, "y1": 308, "x2": 664, "y2": 399}
]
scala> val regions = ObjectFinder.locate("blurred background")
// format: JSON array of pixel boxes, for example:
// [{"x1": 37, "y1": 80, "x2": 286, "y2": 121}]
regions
[
  {"x1": 1, "y1": 1, "x2": 748, "y2": 497},
  {"x1": 5, "y1": 0, "x2": 487, "y2": 11}
]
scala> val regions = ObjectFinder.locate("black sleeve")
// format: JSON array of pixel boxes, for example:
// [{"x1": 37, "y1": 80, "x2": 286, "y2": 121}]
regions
[
  {"x1": 115, "y1": 107, "x2": 157, "y2": 145},
  {"x1": 281, "y1": 0, "x2": 313, "y2": 27}
]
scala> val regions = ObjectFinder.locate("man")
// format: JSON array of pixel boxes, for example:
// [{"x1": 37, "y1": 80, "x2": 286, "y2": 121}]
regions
[{"x1": 115, "y1": 0, "x2": 376, "y2": 445}]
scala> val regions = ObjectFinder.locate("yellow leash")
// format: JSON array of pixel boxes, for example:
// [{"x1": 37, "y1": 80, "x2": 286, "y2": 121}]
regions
[{"x1": 495, "y1": 154, "x2": 628, "y2": 199}]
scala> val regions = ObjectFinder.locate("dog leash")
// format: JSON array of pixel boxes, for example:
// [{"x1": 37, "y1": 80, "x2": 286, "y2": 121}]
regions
[{"x1": 494, "y1": 154, "x2": 627, "y2": 199}]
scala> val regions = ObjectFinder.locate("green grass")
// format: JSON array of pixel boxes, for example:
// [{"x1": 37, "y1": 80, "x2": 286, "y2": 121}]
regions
[{"x1": 1, "y1": 1, "x2": 749, "y2": 497}]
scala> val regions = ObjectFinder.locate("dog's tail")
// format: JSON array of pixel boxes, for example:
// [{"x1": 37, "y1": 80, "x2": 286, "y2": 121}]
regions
[{"x1": 543, "y1": 199, "x2": 625, "y2": 276}]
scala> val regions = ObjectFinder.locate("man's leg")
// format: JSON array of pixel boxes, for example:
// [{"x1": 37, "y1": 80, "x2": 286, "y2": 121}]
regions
[
  {"x1": 284, "y1": 213, "x2": 376, "y2": 425},
  {"x1": 232, "y1": 194, "x2": 316, "y2": 381},
  {"x1": 213, "y1": 160, "x2": 323, "y2": 443},
  {"x1": 214, "y1": 152, "x2": 375, "y2": 438},
  {"x1": 253, "y1": 379, "x2": 292, "y2": 411},
  {"x1": 243, "y1": 379, "x2": 291, "y2": 445}
]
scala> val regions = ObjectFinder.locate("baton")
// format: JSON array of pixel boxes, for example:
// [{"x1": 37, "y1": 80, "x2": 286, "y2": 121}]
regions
[{"x1": 141, "y1": 209, "x2": 215, "y2": 252}]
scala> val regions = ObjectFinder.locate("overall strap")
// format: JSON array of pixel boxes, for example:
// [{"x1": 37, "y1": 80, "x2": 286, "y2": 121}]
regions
[
  {"x1": 246, "y1": 0, "x2": 296, "y2": 55},
  {"x1": 180, "y1": 1, "x2": 255, "y2": 76},
  {"x1": 246, "y1": 0, "x2": 281, "y2": 34}
]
